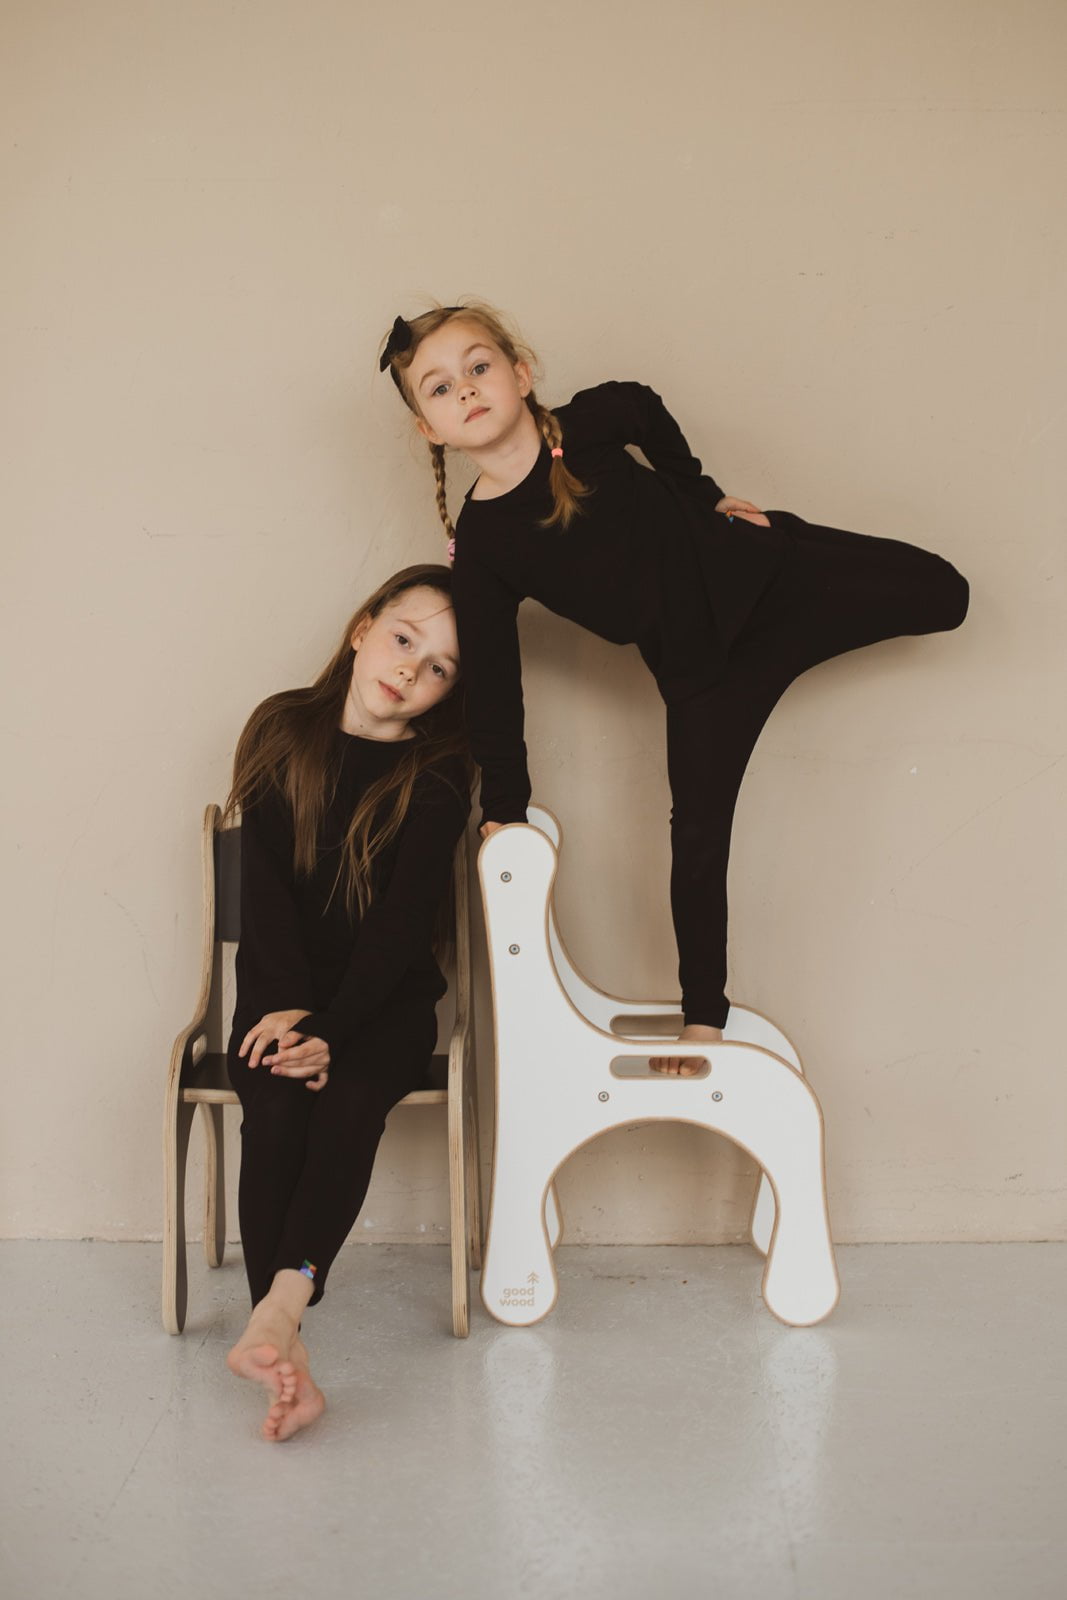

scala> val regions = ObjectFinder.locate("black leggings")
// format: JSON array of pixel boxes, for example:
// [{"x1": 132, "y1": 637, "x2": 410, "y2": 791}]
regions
[
  {"x1": 665, "y1": 511, "x2": 970, "y2": 1027},
  {"x1": 227, "y1": 1002, "x2": 437, "y2": 1307}
]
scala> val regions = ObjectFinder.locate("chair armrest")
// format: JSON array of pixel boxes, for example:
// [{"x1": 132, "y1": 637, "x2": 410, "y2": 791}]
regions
[{"x1": 165, "y1": 1013, "x2": 211, "y2": 1094}]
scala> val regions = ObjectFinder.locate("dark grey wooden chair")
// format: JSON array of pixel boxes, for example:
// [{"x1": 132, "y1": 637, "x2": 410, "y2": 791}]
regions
[{"x1": 162, "y1": 804, "x2": 482, "y2": 1338}]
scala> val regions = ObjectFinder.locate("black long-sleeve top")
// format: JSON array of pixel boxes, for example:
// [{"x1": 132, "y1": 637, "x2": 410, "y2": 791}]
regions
[
  {"x1": 451, "y1": 381, "x2": 787, "y2": 824},
  {"x1": 232, "y1": 732, "x2": 469, "y2": 1056}
]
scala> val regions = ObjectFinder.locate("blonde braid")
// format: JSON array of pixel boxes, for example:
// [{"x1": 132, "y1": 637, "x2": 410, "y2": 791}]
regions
[
  {"x1": 530, "y1": 396, "x2": 590, "y2": 529},
  {"x1": 429, "y1": 443, "x2": 455, "y2": 543}
]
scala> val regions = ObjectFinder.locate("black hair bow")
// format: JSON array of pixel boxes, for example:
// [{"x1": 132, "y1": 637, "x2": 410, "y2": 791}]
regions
[{"x1": 379, "y1": 315, "x2": 412, "y2": 372}]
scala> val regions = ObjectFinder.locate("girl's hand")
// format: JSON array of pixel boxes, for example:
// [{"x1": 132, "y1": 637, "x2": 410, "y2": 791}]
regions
[
  {"x1": 715, "y1": 495, "x2": 771, "y2": 528},
  {"x1": 239, "y1": 1010, "x2": 312, "y2": 1070},
  {"x1": 265, "y1": 1031, "x2": 332, "y2": 1092},
  {"x1": 480, "y1": 820, "x2": 506, "y2": 840}
]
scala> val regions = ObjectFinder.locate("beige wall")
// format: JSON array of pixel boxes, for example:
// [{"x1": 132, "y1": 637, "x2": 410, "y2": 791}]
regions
[{"x1": 3, "y1": 1, "x2": 1064, "y2": 1247}]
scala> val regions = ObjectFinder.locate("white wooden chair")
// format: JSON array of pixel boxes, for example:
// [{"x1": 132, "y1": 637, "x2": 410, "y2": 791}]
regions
[
  {"x1": 478, "y1": 806, "x2": 839, "y2": 1329},
  {"x1": 163, "y1": 805, "x2": 482, "y2": 1339}
]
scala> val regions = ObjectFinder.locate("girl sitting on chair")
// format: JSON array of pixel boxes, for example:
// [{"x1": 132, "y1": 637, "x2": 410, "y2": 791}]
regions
[{"x1": 224, "y1": 564, "x2": 471, "y2": 1441}]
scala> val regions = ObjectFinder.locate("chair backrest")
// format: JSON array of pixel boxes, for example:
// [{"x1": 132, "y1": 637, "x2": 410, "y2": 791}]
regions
[
  {"x1": 207, "y1": 807, "x2": 471, "y2": 1013},
  {"x1": 213, "y1": 823, "x2": 242, "y2": 944}
]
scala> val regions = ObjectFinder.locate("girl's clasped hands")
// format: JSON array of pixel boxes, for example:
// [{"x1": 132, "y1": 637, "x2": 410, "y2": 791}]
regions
[{"x1": 239, "y1": 1009, "x2": 331, "y2": 1091}]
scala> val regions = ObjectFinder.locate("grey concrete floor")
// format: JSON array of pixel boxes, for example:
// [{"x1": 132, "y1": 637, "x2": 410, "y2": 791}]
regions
[{"x1": 1, "y1": 1241, "x2": 1064, "y2": 1600}]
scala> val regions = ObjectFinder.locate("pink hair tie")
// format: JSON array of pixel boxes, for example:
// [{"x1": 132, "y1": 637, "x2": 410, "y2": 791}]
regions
[
  {"x1": 447, "y1": 537, "x2": 456, "y2": 564},
  {"x1": 550, "y1": 447, "x2": 563, "y2": 459}
]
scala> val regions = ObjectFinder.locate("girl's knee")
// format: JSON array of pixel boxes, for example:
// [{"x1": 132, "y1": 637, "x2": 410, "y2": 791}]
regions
[
  {"x1": 940, "y1": 564, "x2": 969, "y2": 631},
  {"x1": 896, "y1": 551, "x2": 968, "y2": 637},
  {"x1": 921, "y1": 556, "x2": 969, "y2": 633}
]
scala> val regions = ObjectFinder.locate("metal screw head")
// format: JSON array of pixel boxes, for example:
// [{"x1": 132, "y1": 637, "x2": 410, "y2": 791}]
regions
[
  {"x1": 500, "y1": 871, "x2": 512, "y2": 882},
  {"x1": 712, "y1": 1090, "x2": 723, "y2": 1102},
  {"x1": 508, "y1": 944, "x2": 520, "y2": 955},
  {"x1": 598, "y1": 1091, "x2": 610, "y2": 1102}
]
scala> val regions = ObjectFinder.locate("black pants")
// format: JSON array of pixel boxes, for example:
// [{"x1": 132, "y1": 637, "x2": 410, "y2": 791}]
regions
[
  {"x1": 665, "y1": 511, "x2": 969, "y2": 1027},
  {"x1": 227, "y1": 1002, "x2": 437, "y2": 1308}
]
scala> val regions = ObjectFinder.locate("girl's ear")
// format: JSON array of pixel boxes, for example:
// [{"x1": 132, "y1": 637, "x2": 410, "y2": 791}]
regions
[
  {"x1": 416, "y1": 415, "x2": 443, "y2": 446},
  {"x1": 514, "y1": 360, "x2": 532, "y2": 397},
  {"x1": 350, "y1": 616, "x2": 371, "y2": 652}
]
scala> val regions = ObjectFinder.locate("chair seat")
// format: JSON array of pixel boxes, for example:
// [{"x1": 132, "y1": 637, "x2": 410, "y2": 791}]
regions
[{"x1": 179, "y1": 1050, "x2": 449, "y2": 1105}]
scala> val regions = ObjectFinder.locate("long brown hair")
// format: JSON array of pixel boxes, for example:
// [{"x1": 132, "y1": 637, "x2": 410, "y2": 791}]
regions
[
  {"x1": 225, "y1": 564, "x2": 471, "y2": 919},
  {"x1": 381, "y1": 301, "x2": 589, "y2": 544}
]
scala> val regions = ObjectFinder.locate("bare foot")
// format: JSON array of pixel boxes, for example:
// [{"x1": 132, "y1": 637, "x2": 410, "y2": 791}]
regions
[
  {"x1": 226, "y1": 1301, "x2": 300, "y2": 1404},
  {"x1": 653, "y1": 1023, "x2": 723, "y2": 1077},
  {"x1": 262, "y1": 1337, "x2": 325, "y2": 1443}
]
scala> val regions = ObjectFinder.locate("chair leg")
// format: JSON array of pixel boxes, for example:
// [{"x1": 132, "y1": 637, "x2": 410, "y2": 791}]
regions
[
  {"x1": 481, "y1": 1152, "x2": 563, "y2": 1327},
  {"x1": 545, "y1": 1181, "x2": 564, "y2": 1249},
  {"x1": 448, "y1": 1081, "x2": 470, "y2": 1339},
  {"x1": 162, "y1": 1096, "x2": 196, "y2": 1335},
  {"x1": 465, "y1": 1088, "x2": 483, "y2": 1272},
  {"x1": 732, "y1": 1013, "x2": 802, "y2": 1257},
  {"x1": 201, "y1": 1102, "x2": 227, "y2": 1268},
  {"x1": 750, "y1": 1172, "x2": 776, "y2": 1258},
  {"x1": 761, "y1": 1172, "x2": 838, "y2": 1328},
  {"x1": 748, "y1": 1117, "x2": 839, "y2": 1328}
]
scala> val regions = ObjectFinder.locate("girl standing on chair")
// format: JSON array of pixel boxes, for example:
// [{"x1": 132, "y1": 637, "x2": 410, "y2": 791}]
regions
[
  {"x1": 378, "y1": 303, "x2": 968, "y2": 1072},
  {"x1": 224, "y1": 564, "x2": 470, "y2": 1440}
]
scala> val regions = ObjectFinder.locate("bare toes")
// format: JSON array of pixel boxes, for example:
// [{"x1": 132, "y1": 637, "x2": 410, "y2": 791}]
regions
[
  {"x1": 272, "y1": 1409, "x2": 303, "y2": 1442},
  {"x1": 265, "y1": 1373, "x2": 326, "y2": 1442},
  {"x1": 262, "y1": 1394, "x2": 296, "y2": 1437}
]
